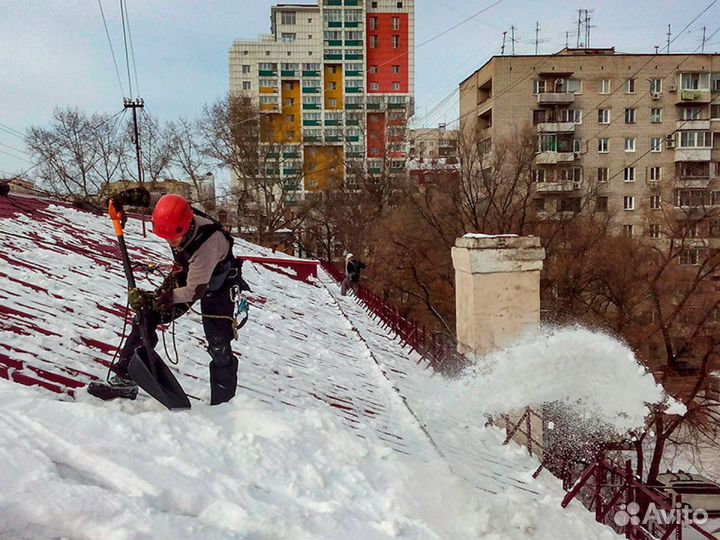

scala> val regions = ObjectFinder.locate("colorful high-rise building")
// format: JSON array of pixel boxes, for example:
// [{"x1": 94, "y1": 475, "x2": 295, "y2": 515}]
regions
[{"x1": 229, "y1": 0, "x2": 414, "y2": 201}]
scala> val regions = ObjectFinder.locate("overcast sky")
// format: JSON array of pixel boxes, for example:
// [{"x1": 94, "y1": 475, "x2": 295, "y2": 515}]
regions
[{"x1": 1, "y1": 0, "x2": 718, "y2": 178}]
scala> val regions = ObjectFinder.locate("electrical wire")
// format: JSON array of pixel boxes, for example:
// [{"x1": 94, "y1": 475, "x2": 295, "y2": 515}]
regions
[
  {"x1": 97, "y1": 0, "x2": 126, "y2": 99},
  {"x1": 120, "y1": 0, "x2": 134, "y2": 98},
  {"x1": 122, "y1": 0, "x2": 141, "y2": 98}
]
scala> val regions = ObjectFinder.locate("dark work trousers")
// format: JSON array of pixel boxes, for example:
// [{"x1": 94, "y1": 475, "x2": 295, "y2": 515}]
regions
[{"x1": 115, "y1": 284, "x2": 239, "y2": 405}]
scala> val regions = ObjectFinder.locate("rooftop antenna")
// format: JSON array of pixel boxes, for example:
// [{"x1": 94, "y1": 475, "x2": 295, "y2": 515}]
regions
[
  {"x1": 702, "y1": 26, "x2": 707, "y2": 53},
  {"x1": 655, "y1": 45, "x2": 659, "y2": 54},
  {"x1": 535, "y1": 21, "x2": 540, "y2": 55},
  {"x1": 666, "y1": 24, "x2": 671, "y2": 53},
  {"x1": 584, "y1": 9, "x2": 594, "y2": 48},
  {"x1": 576, "y1": 10, "x2": 582, "y2": 48},
  {"x1": 565, "y1": 31, "x2": 569, "y2": 49},
  {"x1": 511, "y1": 25, "x2": 516, "y2": 55},
  {"x1": 501, "y1": 30, "x2": 507, "y2": 55}
]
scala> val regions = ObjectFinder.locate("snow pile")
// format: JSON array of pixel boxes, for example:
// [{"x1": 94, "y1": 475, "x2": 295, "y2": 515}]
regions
[{"x1": 442, "y1": 326, "x2": 679, "y2": 432}]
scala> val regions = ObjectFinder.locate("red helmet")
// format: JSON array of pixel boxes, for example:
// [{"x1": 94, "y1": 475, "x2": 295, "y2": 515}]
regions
[{"x1": 152, "y1": 194, "x2": 194, "y2": 241}]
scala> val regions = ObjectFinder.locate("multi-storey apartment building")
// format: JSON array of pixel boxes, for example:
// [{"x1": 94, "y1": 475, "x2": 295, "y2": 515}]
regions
[
  {"x1": 229, "y1": 0, "x2": 414, "y2": 201},
  {"x1": 409, "y1": 125, "x2": 458, "y2": 160},
  {"x1": 459, "y1": 48, "x2": 720, "y2": 239}
]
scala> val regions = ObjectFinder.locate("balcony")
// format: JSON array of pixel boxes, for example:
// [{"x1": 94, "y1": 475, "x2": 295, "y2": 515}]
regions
[
  {"x1": 537, "y1": 92, "x2": 575, "y2": 105},
  {"x1": 674, "y1": 148, "x2": 712, "y2": 162},
  {"x1": 535, "y1": 181, "x2": 580, "y2": 194},
  {"x1": 676, "y1": 119, "x2": 711, "y2": 130},
  {"x1": 676, "y1": 89, "x2": 712, "y2": 103},
  {"x1": 534, "y1": 151, "x2": 577, "y2": 164},
  {"x1": 536, "y1": 122, "x2": 576, "y2": 134}
]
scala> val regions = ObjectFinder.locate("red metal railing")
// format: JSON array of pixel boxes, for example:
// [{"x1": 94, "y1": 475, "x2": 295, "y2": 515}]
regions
[
  {"x1": 239, "y1": 255, "x2": 318, "y2": 284},
  {"x1": 562, "y1": 458, "x2": 716, "y2": 540},
  {"x1": 320, "y1": 261, "x2": 468, "y2": 375}
]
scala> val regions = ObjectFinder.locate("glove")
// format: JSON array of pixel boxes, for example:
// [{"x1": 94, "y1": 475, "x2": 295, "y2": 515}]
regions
[
  {"x1": 152, "y1": 288, "x2": 175, "y2": 312},
  {"x1": 127, "y1": 288, "x2": 153, "y2": 312}
]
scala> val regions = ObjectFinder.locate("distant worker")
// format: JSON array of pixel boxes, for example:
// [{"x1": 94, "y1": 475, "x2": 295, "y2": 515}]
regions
[
  {"x1": 0, "y1": 182, "x2": 9, "y2": 197},
  {"x1": 341, "y1": 253, "x2": 366, "y2": 296}
]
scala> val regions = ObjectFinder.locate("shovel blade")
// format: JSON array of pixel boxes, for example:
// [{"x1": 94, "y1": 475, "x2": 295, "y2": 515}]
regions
[{"x1": 128, "y1": 348, "x2": 191, "y2": 410}]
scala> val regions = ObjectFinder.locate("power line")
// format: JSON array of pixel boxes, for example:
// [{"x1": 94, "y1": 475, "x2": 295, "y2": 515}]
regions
[
  {"x1": 120, "y1": 0, "x2": 134, "y2": 97},
  {"x1": 97, "y1": 0, "x2": 126, "y2": 99},
  {"x1": 0, "y1": 148, "x2": 33, "y2": 164},
  {"x1": 0, "y1": 121, "x2": 25, "y2": 139},
  {"x1": 122, "y1": 0, "x2": 141, "y2": 98},
  {"x1": 0, "y1": 141, "x2": 30, "y2": 157}
]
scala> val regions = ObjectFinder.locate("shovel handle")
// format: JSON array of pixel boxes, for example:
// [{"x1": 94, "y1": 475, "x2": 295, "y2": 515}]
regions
[{"x1": 108, "y1": 199, "x2": 125, "y2": 237}]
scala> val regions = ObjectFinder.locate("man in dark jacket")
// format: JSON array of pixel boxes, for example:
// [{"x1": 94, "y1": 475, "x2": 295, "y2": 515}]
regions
[
  {"x1": 106, "y1": 187, "x2": 240, "y2": 405},
  {"x1": 341, "y1": 252, "x2": 366, "y2": 296}
]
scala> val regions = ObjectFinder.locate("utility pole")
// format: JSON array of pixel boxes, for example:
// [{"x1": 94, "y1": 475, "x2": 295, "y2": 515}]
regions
[
  {"x1": 124, "y1": 97, "x2": 146, "y2": 236},
  {"x1": 666, "y1": 24, "x2": 672, "y2": 53}
]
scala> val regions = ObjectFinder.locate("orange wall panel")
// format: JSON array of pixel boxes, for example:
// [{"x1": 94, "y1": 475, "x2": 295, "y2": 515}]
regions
[{"x1": 324, "y1": 64, "x2": 343, "y2": 110}]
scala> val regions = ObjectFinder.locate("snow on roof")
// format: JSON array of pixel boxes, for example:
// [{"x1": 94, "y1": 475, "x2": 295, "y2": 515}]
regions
[{"x1": 0, "y1": 193, "x2": 618, "y2": 539}]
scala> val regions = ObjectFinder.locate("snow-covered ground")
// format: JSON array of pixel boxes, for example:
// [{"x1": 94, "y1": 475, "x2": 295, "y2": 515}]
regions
[{"x1": 0, "y1": 195, "x2": 658, "y2": 539}]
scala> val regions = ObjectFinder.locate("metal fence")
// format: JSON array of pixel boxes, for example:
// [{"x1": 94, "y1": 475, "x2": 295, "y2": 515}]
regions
[{"x1": 319, "y1": 261, "x2": 467, "y2": 376}]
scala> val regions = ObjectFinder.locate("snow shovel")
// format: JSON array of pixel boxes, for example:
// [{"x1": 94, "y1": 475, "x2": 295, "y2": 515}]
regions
[{"x1": 108, "y1": 200, "x2": 191, "y2": 410}]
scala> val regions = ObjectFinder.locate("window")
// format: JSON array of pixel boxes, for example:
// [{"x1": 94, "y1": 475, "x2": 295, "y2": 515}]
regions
[
  {"x1": 328, "y1": 81, "x2": 337, "y2": 90},
  {"x1": 676, "y1": 189, "x2": 708, "y2": 206},
  {"x1": 648, "y1": 224, "x2": 661, "y2": 238},
  {"x1": 625, "y1": 78, "x2": 636, "y2": 93},
  {"x1": 624, "y1": 196, "x2": 635, "y2": 210},
  {"x1": 370, "y1": 82, "x2": 379, "y2": 91},
  {"x1": 650, "y1": 194, "x2": 662, "y2": 209},
  {"x1": 599, "y1": 79, "x2": 611, "y2": 94},
  {"x1": 369, "y1": 65, "x2": 378, "y2": 74},
  {"x1": 392, "y1": 17, "x2": 400, "y2": 30},
  {"x1": 597, "y1": 167, "x2": 609, "y2": 182},
  {"x1": 598, "y1": 109, "x2": 610, "y2": 124},
  {"x1": 324, "y1": 30, "x2": 341, "y2": 41},
  {"x1": 281, "y1": 11, "x2": 296, "y2": 25},
  {"x1": 624, "y1": 224, "x2": 634, "y2": 237},
  {"x1": 344, "y1": 10, "x2": 362, "y2": 22},
  {"x1": 681, "y1": 73, "x2": 710, "y2": 90},
  {"x1": 369, "y1": 16, "x2": 378, "y2": 30},
  {"x1": 371, "y1": 1, "x2": 378, "y2": 7},
  {"x1": 712, "y1": 105, "x2": 720, "y2": 119},
  {"x1": 679, "y1": 131, "x2": 712, "y2": 148},
  {"x1": 534, "y1": 169, "x2": 546, "y2": 182},
  {"x1": 624, "y1": 167, "x2": 636, "y2": 182},
  {"x1": 286, "y1": 115, "x2": 295, "y2": 123},
  {"x1": 625, "y1": 138, "x2": 636, "y2": 152},
  {"x1": 561, "y1": 198, "x2": 581, "y2": 213},
  {"x1": 679, "y1": 248, "x2": 702, "y2": 266},
  {"x1": 625, "y1": 108, "x2": 636, "y2": 124},
  {"x1": 242, "y1": 81, "x2": 251, "y2": 90},
  {"x1": 598, "y1": 138, "x2": 609, "y2": 153},
  {"x1": 533, "y1": 79, "x2": 547, "y2": 94},
  {"x1": 534, "y1": 198, "x2": 545, "y2": 211},
  {"x1": 651, "y1": 138, "x2": 662, "y2": 152},
  {"x1": 597, "y1": 196, "x2": 608, "y2": 211},
  {"x1": 370, "y1": 35, "x2": 378, "y2": 48},
  {"x1": 392, "y1": 65, "x2": 400, "y2": 74},
  {"x1": 345, "y1": 30, "x2": 362, "y2": 41},
  {"x1": 559, "y1": 167, "x2": 582, "y2": 182},
  {"x1": 282, "y1": 33, "x2": 296, "y2": 43},
  {"x1": 561, "y1": 79, "x2": 582, "y2": 94},
  {"x1": 397, "y1": 1, "x2": 403, "y2": 7},
  {"x1": 392, "y1": 82, "x2": 400, "y2": 91},
  {"x1": 242, "y1": 64, "x2": 251, "y2": 74},
  {"x1": 260, "y1": 79, "x2": 277, "y2": 88},
  {"x1": 559, "y1": 109, "x2": 582, "y2": 123},
  {"x1": 328, "y1": 98, "x2": 337, "y2": 108},
  {"x1": 650, "y1": 167, "x2": 662, "y2": 182},
  {"x1": 681, "y1": 106, "x2": 703, "y2": 120},
  {"x1": 573, "y1": 138, "x2": 582, "y2": 153},
  {"x1": 650, "y1": 79, "x2": 662, "y2": 93},
  {"x1": 392, "y1": 35, "x2": 400, "y2": 48},
  {"x1": 651, "y1": 108, "x2": 662, "y2": 123}
]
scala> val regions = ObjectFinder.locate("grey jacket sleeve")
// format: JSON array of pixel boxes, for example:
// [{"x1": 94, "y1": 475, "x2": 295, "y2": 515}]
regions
[{"x1": 171, "y1": 231, "x2": 230, "y2": 304}]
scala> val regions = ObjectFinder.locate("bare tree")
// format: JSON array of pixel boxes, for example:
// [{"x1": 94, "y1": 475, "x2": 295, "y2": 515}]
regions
[{"x1": 26, "y1": 108, "x2": 126, "y2": 201}]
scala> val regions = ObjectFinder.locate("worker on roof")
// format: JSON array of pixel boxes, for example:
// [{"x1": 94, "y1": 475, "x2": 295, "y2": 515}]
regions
[
  {"x1": 341, "y1": 252, "x2": 366, "y2": 297},
  {"x1": 100, "y1": 187, "x2": 247, "y2": 405}
]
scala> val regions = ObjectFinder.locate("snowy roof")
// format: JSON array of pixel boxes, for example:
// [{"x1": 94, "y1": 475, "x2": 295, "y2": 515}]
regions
[{"x1": 0, "y1": 193, "x2": 618, "y2": 538}]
